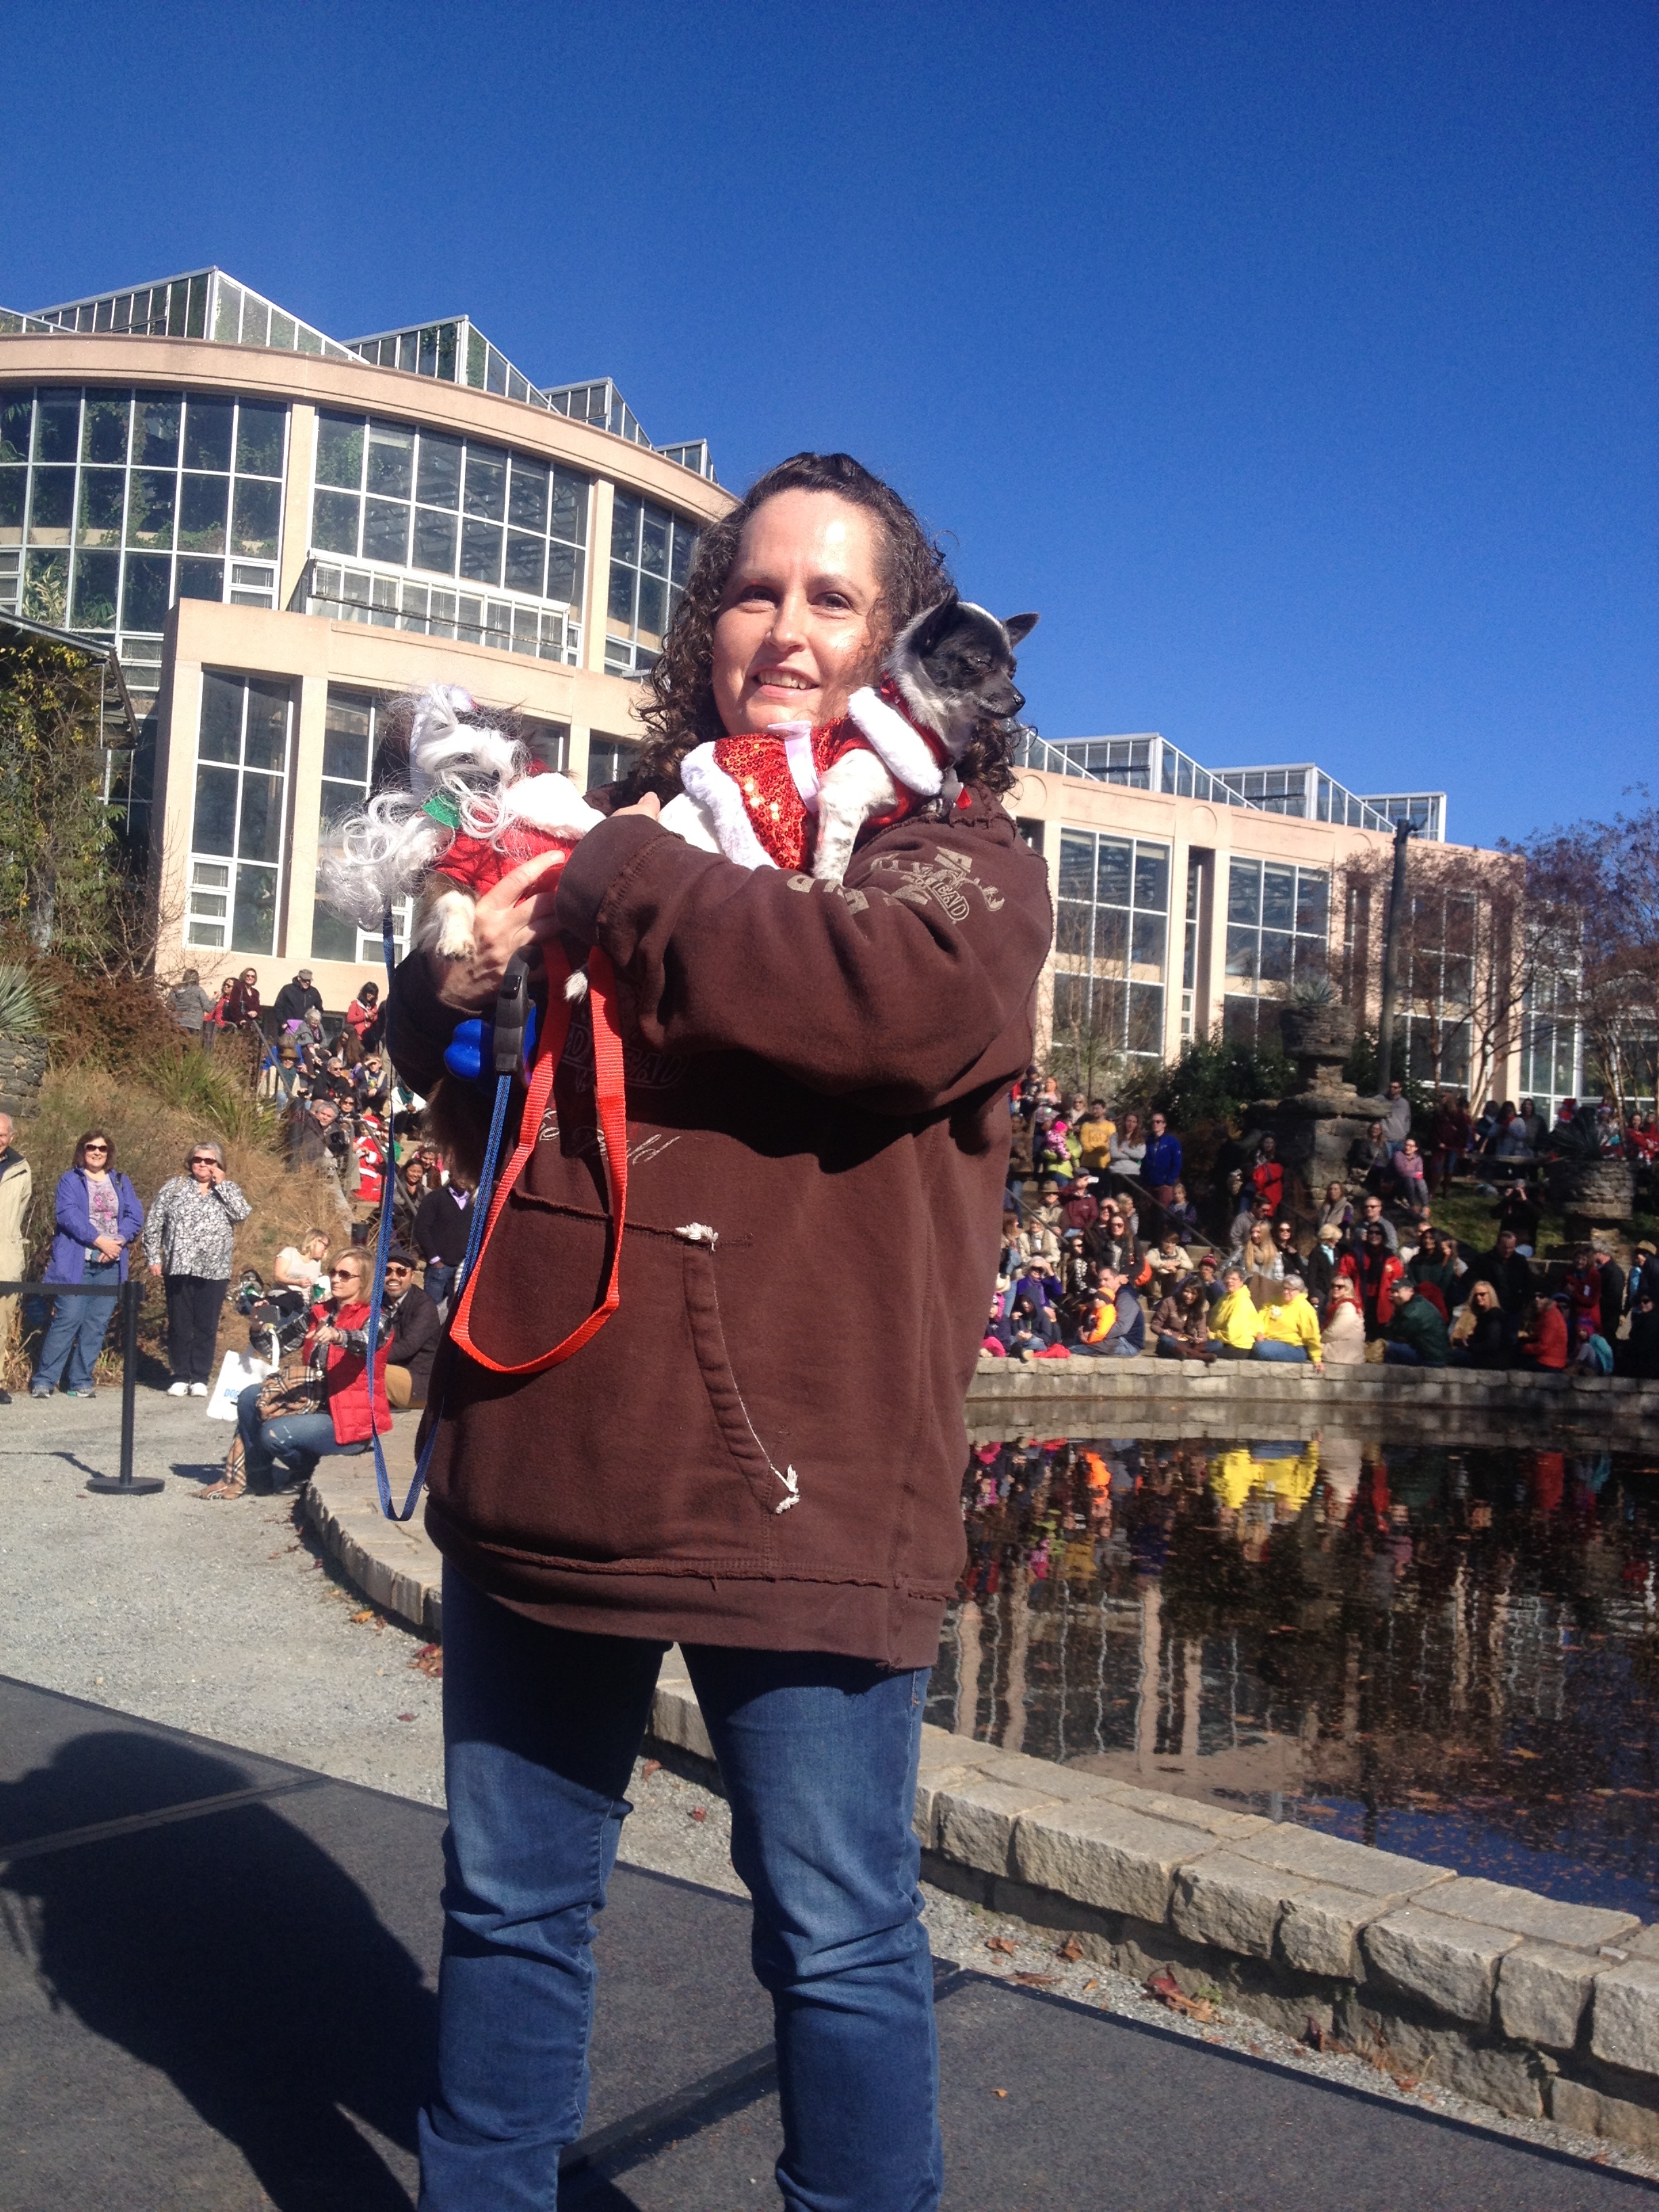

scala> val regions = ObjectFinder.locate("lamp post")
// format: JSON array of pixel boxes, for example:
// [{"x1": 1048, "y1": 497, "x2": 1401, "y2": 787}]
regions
[{"x1": 1374, "y1": 817, "x2": 1416, "y2": 1093}]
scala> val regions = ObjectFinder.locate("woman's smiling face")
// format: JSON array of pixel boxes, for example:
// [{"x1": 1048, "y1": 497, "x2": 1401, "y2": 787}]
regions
[{"x1": 712, "y1": 490, "x2": 885, "y2": 736}]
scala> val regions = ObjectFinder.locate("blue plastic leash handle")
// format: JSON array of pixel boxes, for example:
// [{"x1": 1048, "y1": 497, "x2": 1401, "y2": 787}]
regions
[{"x1": 361, "y1": 913, "x2": 521, "y2": 1522}]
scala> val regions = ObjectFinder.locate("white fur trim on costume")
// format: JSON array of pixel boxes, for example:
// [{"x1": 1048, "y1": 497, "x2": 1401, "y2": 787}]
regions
[
  {"x1": 782, "y1": 728, "x2": 821, "y2": 811},
  {"x1": 505, "y1": 771, "x2": 605, "y2": 838},
  {"x1": 678, "y1": 743, "x2": 778, "y2": 872},
  {"x1": 658, "y1": 791, "x2": 722, "y2": 853},
  {"x1": 846, "y1": 687, "x2": 943, "y2": 798}
]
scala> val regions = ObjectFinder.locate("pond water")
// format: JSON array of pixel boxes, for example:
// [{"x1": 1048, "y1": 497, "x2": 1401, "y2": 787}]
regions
[{"x1": 935, "y1": 1431, "x2": 1659, "y2": 1919}]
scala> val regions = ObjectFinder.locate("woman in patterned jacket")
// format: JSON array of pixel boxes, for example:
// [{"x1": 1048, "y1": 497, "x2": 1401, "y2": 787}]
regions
[{"x1": 142, "y1": 1139, "x2": 251, "y2": 1395}]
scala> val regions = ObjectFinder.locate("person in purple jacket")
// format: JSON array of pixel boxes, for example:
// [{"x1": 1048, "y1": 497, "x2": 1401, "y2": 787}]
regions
[{"x1": 30, "y1": 1130, "x2": 144, "y2": 1399}]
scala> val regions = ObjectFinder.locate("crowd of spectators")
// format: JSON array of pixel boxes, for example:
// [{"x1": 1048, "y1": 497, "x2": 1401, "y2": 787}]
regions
[{"x1": 990, "y1": 1069, "x2": 1659, "y2": 1378}]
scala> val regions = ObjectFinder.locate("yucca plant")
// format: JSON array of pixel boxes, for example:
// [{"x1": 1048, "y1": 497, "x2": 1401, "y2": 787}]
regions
[{"x1": 0, "y1": 962, "x2": 56, "y2": 1034}]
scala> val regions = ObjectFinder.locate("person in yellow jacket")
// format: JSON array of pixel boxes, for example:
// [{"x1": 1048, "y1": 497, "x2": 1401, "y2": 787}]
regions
[
  {"x1": 1210, "y1": 1266, "x2": 1265, "y2": 1359},
  {"x1": 1256, "y1": 1273, "x2": 1323, "y2": 1368},
  {"x1": 1076, "y1": 1101, "x2": 1115, "y2": 1176}
]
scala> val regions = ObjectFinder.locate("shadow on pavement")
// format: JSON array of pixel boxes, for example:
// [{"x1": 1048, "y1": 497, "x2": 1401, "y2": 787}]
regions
[{"x1": 0, "y1": 1732, "x2": 432, "y2": 2211}]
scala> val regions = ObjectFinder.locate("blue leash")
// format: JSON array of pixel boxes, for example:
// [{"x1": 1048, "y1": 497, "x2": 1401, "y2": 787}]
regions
[{"x1": 361, "y1": 912, "x2": 521, "y2": 1521}]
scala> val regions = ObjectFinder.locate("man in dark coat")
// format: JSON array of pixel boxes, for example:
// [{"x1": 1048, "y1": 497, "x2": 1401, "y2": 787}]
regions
[
  {"x1": 1456, "y1": 1228, "x2": 1536, "y2": 1314},
  {"x1": 1598, "y1": 1249, "x2": 1627, "y2": 1349},
  {"x1": 381, "y1": 1249, "x2": 442, "y2": 1407},
  {"x1": 272, "y1": 968, "x2": 324, "y2": 1031}
]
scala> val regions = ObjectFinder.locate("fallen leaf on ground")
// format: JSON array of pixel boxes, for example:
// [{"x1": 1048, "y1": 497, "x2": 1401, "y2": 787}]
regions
[
  {"x1": 1012, "y1": 1972, "x2": 1058, "y2": 1987},
  {"x1": 396, "y1": 1713, "x2": 415, "y2": 1722},
  {"x1": 994, "y1": 2089, "x2": 1008, "y2": 2099},
  {"x1": 640, "y1": 1759, "x2": 661, "y2": 1780},
  {"x1": 690, "y1": 1806, "x2": 706, "y2": 1823},
  {"x1": 1055, "y1": 1936, "x2": 1083, "y2": 1962},
  {"x1": 350, "y1": 1609, "x2": 374, "y2": 1623},
  {"x1": 1145, "y1": 1970, "x2": 1218, "y2": 2024},
  {"x1": 1082, "y1": 1979, "x2": 1099, "y2": 1992},
  {"x1": 986, "y1": 1936, "x2": 1017, "y2": 1955},
  {"x1": 1392, "y1": 2074, "x2": 1419, "y2": 2091}
]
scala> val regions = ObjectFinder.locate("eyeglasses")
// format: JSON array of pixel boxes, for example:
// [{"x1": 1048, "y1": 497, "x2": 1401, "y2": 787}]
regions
[
  {"x1": 329, "y1": 1269, "x2": 359, "y2": 1282},
  {"x1": 190, "y1": 1155, "x2": 216, "y2": 1166},
  {"x1": 83, "y1": 1144, "x2": 109, "y2": 1154}
]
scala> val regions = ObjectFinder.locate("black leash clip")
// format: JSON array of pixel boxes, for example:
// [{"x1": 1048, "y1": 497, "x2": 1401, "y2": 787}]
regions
[{"x1": 493, "y1": 951, "x2": 531, "y2": 1076}]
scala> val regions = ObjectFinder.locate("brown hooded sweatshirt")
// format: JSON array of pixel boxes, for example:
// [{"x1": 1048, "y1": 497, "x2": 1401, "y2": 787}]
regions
[{"x1": 387, "y1": 790, "x2": 1050, "y2": 1668}]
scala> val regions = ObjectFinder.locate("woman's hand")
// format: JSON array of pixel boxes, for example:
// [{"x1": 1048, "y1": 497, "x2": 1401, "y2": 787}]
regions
[
  {"x1": 93, "y1": 1235, "x2": 123, "y2": 1261},
  {"x1": 430, "y1": 850, "x2": 571, "y2": 1010}
]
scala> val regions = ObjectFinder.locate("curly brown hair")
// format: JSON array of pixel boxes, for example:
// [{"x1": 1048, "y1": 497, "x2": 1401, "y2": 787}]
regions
[{"x1": 628, "y1": 451, "x2": 1019, "y2": 798}]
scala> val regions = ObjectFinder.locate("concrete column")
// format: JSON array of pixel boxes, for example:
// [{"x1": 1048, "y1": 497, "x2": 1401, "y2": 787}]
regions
[
  {"x1": 1163, "y1": 827, "x2": 1191, "y2": 1061},
  {"x1": 567, "y1": 719, "x2": 592, "y2": 793},
  {"x1": 1202, "y1": 817, "x2": 1233, "y2": 1038},
  {"x1": 153, "y1": 651, "x2": 202, "y2": 983},
  {"x1": 279, "y1": 404, "x2": 316, "y2": 610},
  {"x1": 283, "y1": 672, "x2": 329, "y2": 961},
  {"x1": 954, "y1": 1599, "x2": 983, "y2": 1739},
  {"x1": 583, "y1": 478, "x2": 615, "y2": 676}
]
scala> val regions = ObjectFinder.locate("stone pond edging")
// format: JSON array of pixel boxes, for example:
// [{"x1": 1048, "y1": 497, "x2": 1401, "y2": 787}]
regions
[{"x1": 306, "y1": 1416, "x2": 1659, "y2": 2152}]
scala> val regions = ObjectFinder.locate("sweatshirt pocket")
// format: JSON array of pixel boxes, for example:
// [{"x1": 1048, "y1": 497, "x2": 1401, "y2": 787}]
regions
[{"x1": 676, "y1": 1230, "x2": 801, "y2": 1521}]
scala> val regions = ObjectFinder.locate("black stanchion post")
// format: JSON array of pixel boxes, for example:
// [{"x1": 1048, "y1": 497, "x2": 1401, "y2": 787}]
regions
[{"x1": 87, "y1": 1275, "x2": 164, "y2": 1497}]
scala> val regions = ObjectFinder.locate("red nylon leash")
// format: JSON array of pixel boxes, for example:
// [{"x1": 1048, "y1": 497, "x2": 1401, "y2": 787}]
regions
[{"x1": 449, "y1": 943, "x2": 629, "y2": 1374}]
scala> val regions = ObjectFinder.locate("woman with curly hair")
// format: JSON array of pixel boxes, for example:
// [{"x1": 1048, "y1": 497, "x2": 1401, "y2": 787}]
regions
[{"x1": 388, "y1": 452, "x2": 1050, "y2": 2210}]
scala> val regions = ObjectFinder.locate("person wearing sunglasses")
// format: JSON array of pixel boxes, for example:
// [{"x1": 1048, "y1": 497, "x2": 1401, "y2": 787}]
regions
[
  {"x1": 142, "y1": 1139, "x2": 252, "y2": 1396},
  {"x1": 232, "y1": 1248, "x2": 392, "y2": 1490},
  {"x1": 31, "y1": 1130, "x2": 144, "y2": 1399}
]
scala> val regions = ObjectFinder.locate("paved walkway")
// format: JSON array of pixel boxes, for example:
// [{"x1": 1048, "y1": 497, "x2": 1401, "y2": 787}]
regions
[{"x1": 3, "y1": 1672, "x2": 1654, "y2": 2210}]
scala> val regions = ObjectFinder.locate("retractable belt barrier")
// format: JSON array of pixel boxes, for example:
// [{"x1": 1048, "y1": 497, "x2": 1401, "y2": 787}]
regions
[{"x1": 1, "y1": 1275, "x2": 160, "y2": 1495}]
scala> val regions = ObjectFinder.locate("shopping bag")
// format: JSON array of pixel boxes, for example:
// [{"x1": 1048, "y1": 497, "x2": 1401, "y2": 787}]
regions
[{"x1": 207, "y1": 1347, "x2": 271, "y2": 1421}]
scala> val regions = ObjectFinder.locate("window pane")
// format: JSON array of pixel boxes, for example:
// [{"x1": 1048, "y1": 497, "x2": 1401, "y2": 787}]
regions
[
  {"x1": 1223, "y1": 995, "x2": 1258, "y2": 1046},
  {"x1": 176, "y1": 556, "x2": 224, "y2": 602},
  {"x1": 1262, "y1": 864, "x2": 1296, "y2": 930},
  {"x1": 413, "y1": 507, "x2": 457, "y2": 573},
  {"x1": 608, "y1": 561, "x2": 636, "y2": 626},
  {"x1": 546, "y1": 544, "x2": 578, "y2": 603},
  {"x1": 1096, "y1": 837, "x2": 1132, "y2": 909},
  {"x1": 504, "y1": 530, "x2": 546, "y2": 595},
  {"x1": 232, "y1": 863, "x2": 279, "y2": 953},
  {"x1": 243, "y1": 680, "x2": 289, "y2": 771},
  {"x1": 1057, "y1": 833, "x2": 1094, "y2": 902},
  {"x1": 1259, "y1": 929, "x2": 1293, "y2": 982},
  {"x1": 1295, "y1": 869, "x2": 1329, "y2": 935},
  {"x1": 363, "y1": 424, "x2": 413, "y2": 500},
  {"x1": 1227, "y1": 859, "x2": 1261, "y2": 926},
  {"x1": 235, "y1": 400, "x2": 286, "y2": 477},
  {"x1": 322, "y1": 699, "x2": 371, "y2": 781},
  {"x1": 0, "y1": 466, "x2": 20, "y2": 537},
  {"x1": 192, "y1": 763, "x2": 239, "y2": 853},
  {"x1": 416, "y1": 432, "x2": 462, "y2": 508},
  {"x1": 136, "y1": 393, "x2": 180, "y2": 467},
  {"x1": 1054, "y1": 902, "x2": 1091, "y2": 957},
  {"x1": 316, "y1": 415, "x2": 364, "y2": 490},
  {"x1": 231, "y1": 477, "x2": 281, "y2": 557},
  {"x1": 1132, "y1": 845, "x2": 1168, "y2": 914},
  {"x1": 551, "y1": 468, "x2": 587, "y2": 543},
  {"x1": 127, "y1": 469, "x2": 176, "y2": 548},
  {"x1": 1224, "y1": 926, "x2": 1258, "y2": 981},
  {"x1": 0, "y1": 395, "x2": 31, "y2": 464},
  {"x1": 463, "y1": 449, "x2": 507, "y2": 520},
  {"x1": 77, "y1": 467, "x2": 125, "y2": 545},
  {"x1": 459, "y1": 517, "x2": 503, "y2": 585},
  {"x1": 1094, "y1": 907, "x2": 1128, "y2": 970},
  {"x1": 71, "y1": 550, "x2": 120, "y2": 629},
  {"x1": 82, "y1": 393, "x2": 129, "y2": 466},
  {"x1": 121, "y1": 551, "x2": 171, "y2": 628},
  {"x1": 23, "y1": 550, "x2": 68, "y2": 622},
  {"x1": 29, "y1": 466, "x2": 75, "y2": 535},
  {"x1": 670, "y1": 520, "x2": 694, "y2": 587},
  {"x1": 508, "y1": 456, "x2": 548, "y2": 532},
  {"x1": 179, "y1": 472, "x2": 228, "y2": 552},
  {"x1": 640, "y1": 508, "x2": 670, "y2": 577},
  {"x1": 34, "y1": 390, "x2": 79, "y2": 463},
  {"x1": 1292, "y1": 937, "x2": 1330, "y2": 985},
  {"x1": 1131, "y1": 913, "x2": 1166, "y2": 972},
  {"x1": 610, "y1": 493, "x2": 640, "y2": 564},
  {"x1": 310, "y1": 889, "x2": 356, "y2": 962},
  {"x1": 311, "y1": 489, "x2": 360, "y2": 556},
  {"x1": 1127, "y1": 984, "x2": 1164, "y2": 1054},
  {"x1": 238, "y1": 771, "x2": 283, "y2": 861},
  {"x1": 199, "y1": 672, "x2": 244, "y2": 762},
  {"x1": 636, "y1": 572, "x2": 667, "y2": 638},
  {"x1": 183, "y1": 396, "x2": 233, "y2": 472},
  {"x1": 1094, "y1": 979, "x2": 1127, "y2": 1045},
  {"x1": 363, "y1": 497, "x2": 410, "y2": 564},
  {"x1": 1052, "y1": 973, "x2": 1089, "y2": 1031}
]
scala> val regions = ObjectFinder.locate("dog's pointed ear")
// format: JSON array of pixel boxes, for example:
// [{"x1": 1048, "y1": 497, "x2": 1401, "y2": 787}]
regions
[
  {"x1": 1002, "y1": 613, "x2": 1040, "y2": 647},
  {"x1": 907, "y1": 594, "x2": 961, "y2": 657}
]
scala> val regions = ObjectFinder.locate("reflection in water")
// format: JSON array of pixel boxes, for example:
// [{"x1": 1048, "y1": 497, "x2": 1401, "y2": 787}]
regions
[{"x1": 935, "y1": 1435, "x2": 1659, "y2": 1916}]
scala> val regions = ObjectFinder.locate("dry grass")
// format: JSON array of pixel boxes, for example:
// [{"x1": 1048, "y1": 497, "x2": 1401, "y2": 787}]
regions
[{"x1": 4, "y1": 1065, "x2": 347, "y2": 1389}]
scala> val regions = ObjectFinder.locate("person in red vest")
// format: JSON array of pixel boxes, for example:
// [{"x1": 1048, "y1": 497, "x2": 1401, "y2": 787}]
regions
[{"x1": 1250, "y1": 1132, "x2": 1285, "y2": 1216}]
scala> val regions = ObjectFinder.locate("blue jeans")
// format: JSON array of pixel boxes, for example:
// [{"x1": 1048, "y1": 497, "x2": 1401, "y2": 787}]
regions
[
  {"x1": 233, "y1": 1382, "x2": 367, "y2": 1484},
  {"x1": 423, "y1": 1261, "x2": 456, "y2": 1311},
  {"x1": 1254, "y1": 1340, "x2": 1309, "y2": 1363},
  {"x1": 1383, "y1": 1342, "x2": 1424, "y2": 1364},
  {"x1": 419, "y1": 1565, "x2": 939, "y2": 2211},
  {"x1": 32, "y1": 1256, "x2": 119, "y2": 1393}
]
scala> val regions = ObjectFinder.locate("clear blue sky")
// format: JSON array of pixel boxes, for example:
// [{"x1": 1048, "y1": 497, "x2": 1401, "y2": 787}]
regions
[{"x1": 4, "y1": 0, "x2": 1653, "y2": 848}]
